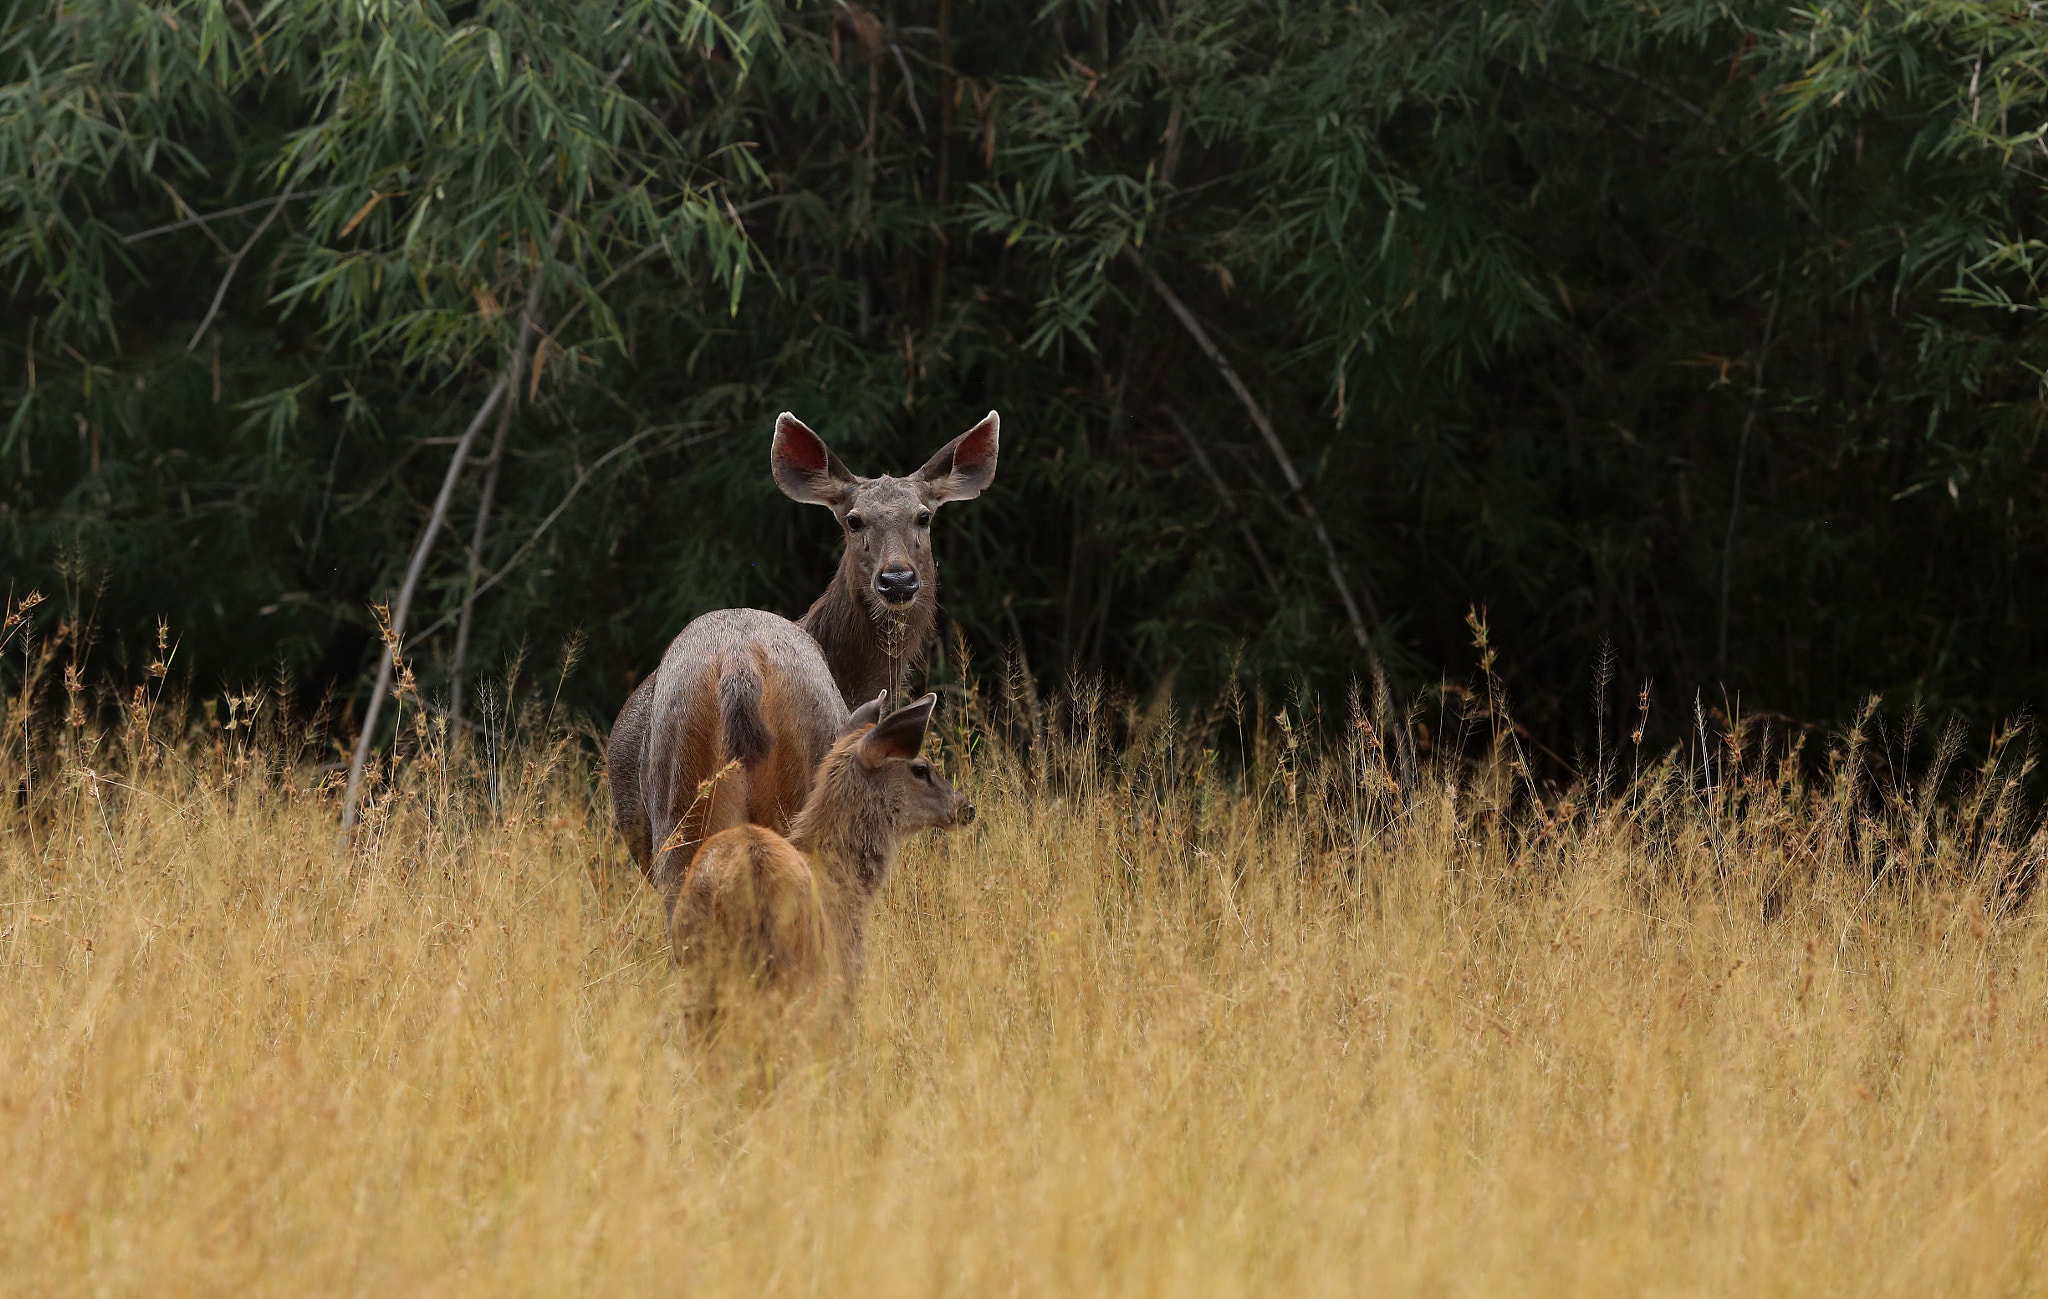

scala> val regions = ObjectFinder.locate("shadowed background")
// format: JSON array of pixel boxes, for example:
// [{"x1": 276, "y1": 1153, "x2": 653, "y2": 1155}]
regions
[{"x1": 4, "y1": 0, "x2": 2046, "y2": 759}]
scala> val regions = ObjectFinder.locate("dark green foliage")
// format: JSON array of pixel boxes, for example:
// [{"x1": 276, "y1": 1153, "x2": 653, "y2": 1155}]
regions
[{"x1": 4, "y1": 0, "x2": 2046, "y2": 755}]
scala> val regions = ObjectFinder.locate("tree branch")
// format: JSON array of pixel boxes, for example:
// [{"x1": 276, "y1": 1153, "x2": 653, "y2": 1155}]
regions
[
  {"x1": 340, "y1": 371, "x2": 509, "y2": 835},
  {"x1": 406, "y1": 423, "x2": 661, "y2": 647},
  {"x1": 187, "y1": 181, "x2": 297, "y2": 351},
  {"x1": 120, "y1": 188, "x2": 336, "y2": 245},
  {"x1": 446, "y1": 264, "x2": 550, "y2": 737},
  {"x1": 448, "y1": 393, "x2": 514, "y2": 739},
  {"x1": 1126, "y1": 247, "x2": 1386, "y2": 679},
  {"x1": 1576, "y1": 56, "x2": 1708, "y2": 121},
  {"x1": 889, "y1": 40, "x2": 928, "y2": 134},
  {"x1": 1165, "y1": 406, "x2": 1282, "y2": 599}
]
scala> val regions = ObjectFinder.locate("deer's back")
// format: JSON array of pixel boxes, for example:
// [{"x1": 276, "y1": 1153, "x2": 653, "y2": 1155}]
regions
[{"x1": 625, "y1": 609, "x2": 846, "y2": 903}]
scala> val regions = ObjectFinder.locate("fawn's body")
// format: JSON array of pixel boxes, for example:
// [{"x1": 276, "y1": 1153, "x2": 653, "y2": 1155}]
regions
[
  {"x1": 609, "y1": 411, "x2": 999, "y2": 904},
  {"x1": 670, "y1": 693, "x2": 971, "y2": 1030}
]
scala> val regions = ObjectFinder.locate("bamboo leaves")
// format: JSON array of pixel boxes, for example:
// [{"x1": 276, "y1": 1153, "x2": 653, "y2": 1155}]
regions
[{"x1": 10, "y1": 0, "x2": 2048, "y2": 758}]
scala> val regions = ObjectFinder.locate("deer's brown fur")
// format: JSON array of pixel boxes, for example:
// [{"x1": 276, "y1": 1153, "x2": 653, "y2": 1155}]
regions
[
  {"x1": 670, "y1": 693, "x2": 971, "y2": 1031},
  {"x1": 612, "y1": 609, "x2": 850, "y2": 905},
  {"x1": 607, "y1": 411, "x2": 999, "y2": 894}
]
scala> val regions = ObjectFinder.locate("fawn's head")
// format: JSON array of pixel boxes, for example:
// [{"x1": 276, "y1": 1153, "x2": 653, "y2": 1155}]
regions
[
  {"x1": 805, "y1": 692, "x2": 974, "y2": 848},
  {"x1": 771, "y1": 412, "x2": 1000, "y2": 616}
]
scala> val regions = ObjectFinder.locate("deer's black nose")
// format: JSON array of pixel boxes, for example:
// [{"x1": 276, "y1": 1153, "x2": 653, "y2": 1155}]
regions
[{"x1": 875, "y1": 566, "x2": 919, "y2": 604}]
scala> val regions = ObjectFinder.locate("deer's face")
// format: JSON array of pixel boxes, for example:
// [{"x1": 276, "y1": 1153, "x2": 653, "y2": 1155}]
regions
[
  {"x1": 875, "y1": 740, "x2": 974, "y2": 830},
  {"x1": 771, "y1": 412, "x2": 1001, "y2": 616},
  {"x1": 835, "y1": 476, "x2": 938, "y2": 610},
  {"x1": 845, "y1": 692, "x2": 976, "y2": 831}
]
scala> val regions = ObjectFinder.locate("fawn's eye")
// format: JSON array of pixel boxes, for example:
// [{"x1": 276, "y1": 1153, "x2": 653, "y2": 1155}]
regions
[
  {"x1": 916, "y1": 510, "x2": 931, "y2": 527},
  {"x1": 846, "y1": 513, "x2": 865, "y2": 532}
]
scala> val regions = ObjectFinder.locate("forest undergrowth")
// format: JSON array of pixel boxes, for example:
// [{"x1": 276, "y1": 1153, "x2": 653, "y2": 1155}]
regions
[{"x1": 4, "y1": 607, "x2": 2048, "y2": 1295}]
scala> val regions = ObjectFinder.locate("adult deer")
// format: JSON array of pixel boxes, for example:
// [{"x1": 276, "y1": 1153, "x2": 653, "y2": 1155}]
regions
[
  {"x1": 772, "y1": 409, "x2": 1000, "y2": 707},
  {"x1": 608, "y1": 411, "x2": 999, "y2": 902}
]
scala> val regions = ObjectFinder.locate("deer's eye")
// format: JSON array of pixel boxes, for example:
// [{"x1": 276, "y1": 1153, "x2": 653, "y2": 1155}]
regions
[
  {"x1": 911, "y1": 761, "x2": 932, "y2": 782},
  {"x1": 846, "y1": 513, "x2": 865, "y2": 532},
  {"x1": 916, "y1": 510, "x2": 931, "y2": 527}
]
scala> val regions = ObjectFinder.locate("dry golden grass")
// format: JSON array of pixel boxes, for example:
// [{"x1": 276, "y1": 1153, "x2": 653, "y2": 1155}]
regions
[{"x1": 4, "y1": 669, "x2": 2048, "y2": 1296}]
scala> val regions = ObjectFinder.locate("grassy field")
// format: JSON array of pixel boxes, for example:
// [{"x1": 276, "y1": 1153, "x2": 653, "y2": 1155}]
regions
[{"x1": 4, "y1": 656, "x2": 2047, "y2": 1295}]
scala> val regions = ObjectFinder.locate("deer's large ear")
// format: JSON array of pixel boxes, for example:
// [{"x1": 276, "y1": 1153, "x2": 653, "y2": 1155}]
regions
[
  {"x1": 912, "y1": 411, "x2": 1000, "y2": 502},
  {"x1": 772, "y1": 412, "x2": 859, "y2": 505},
  {"x1": 842, "y1": 691, "x2": 888, "y2": 736},
  {"x1": 858, "y1": 694, "x2": 937, "y2": 768}
]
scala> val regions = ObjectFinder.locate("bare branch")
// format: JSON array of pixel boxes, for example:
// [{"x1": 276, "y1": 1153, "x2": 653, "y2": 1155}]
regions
[
  {"x1": 543, "y1": 239, "x2": 670, "y2": 340},
  {"x1": 408, "y1": 423, "x2": 662, "y2": 647},
  {"x1": 339, "y1": 29, "x2": 715, "y2": 829},
  {"x1": 340, "y1": 371, "x2": 509, "y2": 835},
  {"x1": 446, "y1": 266, "x2": 551, "y2": 735},
  {"x1": 1165, "y1": 406, "x2": 1282, "y2": 599},
  {"x1": 1126, "y1": 247, "x2": 1386, "y2": 678},
  {"x1": 187, "y1": 182, "x2": 297, "y2": 351},
  {"x1": 158, "y1": 182, "x2": 235, "y2": 257},
  {"x1": 448, "y1": 391, "x2": 514, "y2": 738},
  {"x1": 120, "y1": 189, "x2": 335, "y2": 246},
  {"x1": 889, "y1": 41, "x2": 928, "y2": 134},
  {"x1": 1577, "y1": 56, "x2": 1709, "y2": 121}
]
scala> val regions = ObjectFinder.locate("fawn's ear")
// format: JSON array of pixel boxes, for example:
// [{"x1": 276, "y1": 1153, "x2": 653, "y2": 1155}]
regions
[
  {"x1": 842, "y1": 691, "x2": 888, "y2": 736},
  {"x1": 912, "y1": 411, "x2": 999, "y2": 503},
  {"x1": 772, "y1": 412, "x2": 859, "y2": 505},
  {"x1": 859, "y1": 693, "x2": 937, "y2": 768}
]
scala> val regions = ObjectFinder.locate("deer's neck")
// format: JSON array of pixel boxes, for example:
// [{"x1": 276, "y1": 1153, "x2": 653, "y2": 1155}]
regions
[
  {"x1": 789, "y1": 760, "x2": 899, "y2": 894},
  {"x1": 799, "y1": 561, "x2": 933, "y2": 707},
  {"x1": 787, "y1": 752, "x2": 904, "y2": 978},
  {"x1": 789, "y1": 818, "x2": 895, "y2": 901}
]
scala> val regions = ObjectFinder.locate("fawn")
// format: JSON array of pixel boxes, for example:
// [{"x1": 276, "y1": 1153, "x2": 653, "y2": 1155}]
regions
[{"x1": 670, "y1": 692, "x2": 972, "y2": 1032}]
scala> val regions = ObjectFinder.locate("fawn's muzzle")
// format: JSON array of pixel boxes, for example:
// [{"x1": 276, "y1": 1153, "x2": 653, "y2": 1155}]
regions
[{"x1": 875, "y1": 566, "x2": 919, "y2": 604}]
